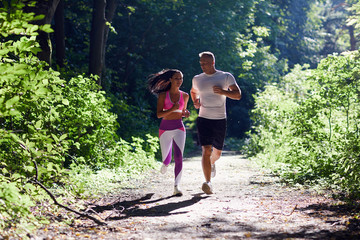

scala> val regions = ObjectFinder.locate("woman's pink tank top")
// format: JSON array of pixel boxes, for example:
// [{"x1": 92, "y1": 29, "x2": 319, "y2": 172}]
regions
[{"x1": 163, "y1": 91, "x2": 184, "y2": 112}]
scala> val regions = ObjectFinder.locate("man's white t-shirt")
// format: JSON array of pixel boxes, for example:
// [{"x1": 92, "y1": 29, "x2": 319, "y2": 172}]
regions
[{"x1": 192, "y1": 70, "x2": 237, "y2": 119}]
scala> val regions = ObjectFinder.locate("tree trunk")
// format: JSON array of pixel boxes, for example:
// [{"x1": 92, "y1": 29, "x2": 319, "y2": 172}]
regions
[
  {"x1": 24, "y1": 0, "x2": 60, "y2": 65},
  {"x1": 348, "y1": 25, "x2": 357, "y2": 51},
  {"x1": 54, "y1": 0, "x2": 65, "y2": 68},
  {"x1": 101, "y1": 0, "x2": 119, "y2": 88},
  {"x1": 89, "y1": 0, "x2": 106, "y2": 84}
]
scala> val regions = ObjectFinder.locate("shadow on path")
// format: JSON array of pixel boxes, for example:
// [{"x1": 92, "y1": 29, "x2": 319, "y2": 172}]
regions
[
  {"x1": 255, "y1": 201, "x2": 360, "y2": 239},
  {"x1": 86, "y1": 193, "x2": 209, "y2": 221},
  {"x1": 189, "y1": 213, "x2": 360, "y2": 240}
]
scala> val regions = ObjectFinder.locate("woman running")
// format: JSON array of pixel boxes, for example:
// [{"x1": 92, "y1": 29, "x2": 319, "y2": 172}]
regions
[{"x1": 148, "y1": 69, "x2": 190, "y2": 196}]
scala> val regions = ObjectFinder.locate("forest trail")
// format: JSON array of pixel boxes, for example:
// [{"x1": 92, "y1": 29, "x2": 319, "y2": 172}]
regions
[{"x1": 33, "y1": 151, "x2": 360, "y2": 240}]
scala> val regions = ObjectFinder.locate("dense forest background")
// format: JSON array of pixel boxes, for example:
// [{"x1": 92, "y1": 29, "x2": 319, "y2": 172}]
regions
[
  {"x1": 51, "y1": 0, "x2": 359, "y2": 140},
  {"x1": 1, "y1": 0, "x2": 360, "y2": 236}
]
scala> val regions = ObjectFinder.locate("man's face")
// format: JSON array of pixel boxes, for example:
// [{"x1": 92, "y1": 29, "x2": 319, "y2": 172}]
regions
[{"x1": 199, "y1": 56, "x2": 213, "y2": 73}]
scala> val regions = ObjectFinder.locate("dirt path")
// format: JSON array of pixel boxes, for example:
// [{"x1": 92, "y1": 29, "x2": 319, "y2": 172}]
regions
[{"x1": 33, "y1": 151, "x2": 360, "y2": 240}]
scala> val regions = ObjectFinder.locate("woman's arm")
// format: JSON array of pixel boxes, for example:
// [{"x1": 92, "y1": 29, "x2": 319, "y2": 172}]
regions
[
  {"x1": 156, "y1": 92, "x2": 179, "y2": 118},
  {"x1": 182, "y1": 92, "x2": 190, "y2": 118}
]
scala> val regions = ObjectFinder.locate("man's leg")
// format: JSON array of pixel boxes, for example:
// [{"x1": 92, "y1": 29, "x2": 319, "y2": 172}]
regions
[
  {"x1": 196, "y1": 117, "x2": 214, "y2": 194},
  {"x1": 202, "y1": 145, "x2": 212, "y2": 182},
  {"x1": 210, "y1": 147, "x2": 222, "y2": 165},
  {"x1": 210, "y1": 118, "x2": 226, "y2": 178}
]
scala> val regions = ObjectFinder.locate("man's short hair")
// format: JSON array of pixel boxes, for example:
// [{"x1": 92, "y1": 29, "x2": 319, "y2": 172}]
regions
[{"x1": 199, "y1": 51, "x2": 215, "y2": 62}]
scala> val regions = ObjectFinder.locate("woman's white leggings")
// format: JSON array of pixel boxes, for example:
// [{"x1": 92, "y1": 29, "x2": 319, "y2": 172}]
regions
[{"x1": 159, "y1": 119, "x2": 185, "y2": 186}]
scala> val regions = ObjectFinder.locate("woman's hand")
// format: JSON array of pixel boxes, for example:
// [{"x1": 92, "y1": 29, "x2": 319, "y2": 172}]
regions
[
  {"x1": 171, "y1": 102, "x2": 180, "y2": 111},
  {"x1": 182, "y1": 109, "x2": 190, "y2": 118}
]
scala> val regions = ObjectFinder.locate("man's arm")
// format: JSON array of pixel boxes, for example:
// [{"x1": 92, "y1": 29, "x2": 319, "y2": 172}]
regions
[
  {"x1": 213, "y1": 84, "x2": 241, "y2": 100},
  {"x1": 190, "y1": 87, "x2": 201, "y2": 109}
]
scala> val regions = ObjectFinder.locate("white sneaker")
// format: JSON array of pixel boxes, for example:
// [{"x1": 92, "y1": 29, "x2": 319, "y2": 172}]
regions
[
  {"x1": 160, "y1": 164, "x2": 168, "y2": 174},
  {"x1": 211, "y1": 164, "x2": 216, "y2": 178},
  {"x1": 202, "y1": 182, "x2": 213, "y2": 194},
  {"x1": 173, "y1": 186, "x2": 183, "y2": 196}
]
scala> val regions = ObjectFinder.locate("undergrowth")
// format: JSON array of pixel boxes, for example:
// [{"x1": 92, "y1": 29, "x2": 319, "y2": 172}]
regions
[{"x1": 245, "y1": 54, "x2": 360, "y2": 199}]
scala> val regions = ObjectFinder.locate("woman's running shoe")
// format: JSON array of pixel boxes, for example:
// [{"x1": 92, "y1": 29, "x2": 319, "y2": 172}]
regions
[{"x1": 173, "y1": 185, "x2": 183, "y2": 196}]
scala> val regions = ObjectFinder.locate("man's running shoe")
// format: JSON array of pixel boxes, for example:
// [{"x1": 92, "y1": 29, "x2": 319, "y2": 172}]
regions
[{"x1": 202, "y1": 182, "x2": 213, "y2": 194}]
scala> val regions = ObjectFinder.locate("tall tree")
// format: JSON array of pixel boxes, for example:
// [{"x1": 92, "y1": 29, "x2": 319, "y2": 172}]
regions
[
  {"x1": 101, "y1": 0, "x2": 119, "y2": 88},
  {"x1": 89, "y1": 0, "x2": 106, "y2": 84},
  {"x1": 24, "y1": 0, "x2": 60, "y2": 65},
  {"x1": 348, "y1": 25, "x2": 356, "y2": 50},
  {"x1": 54, "y1": 0, "x2": 65, "y2": 67},
  {"x1": 346, "y1": 0, "x2": 360, "y2": 50},
  {"x1": 319, "y1": 0, "x2": 360, "y2": 56}
]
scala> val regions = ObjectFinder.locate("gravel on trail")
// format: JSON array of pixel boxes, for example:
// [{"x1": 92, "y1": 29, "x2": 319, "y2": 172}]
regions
[{"x1": 32, "y1": 151, "x2": 360, "y2": 240}]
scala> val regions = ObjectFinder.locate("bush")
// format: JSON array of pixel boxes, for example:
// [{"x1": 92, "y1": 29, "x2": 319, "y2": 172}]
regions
[
  {"x1": 0, "y1": 2, "x2": 159, "y2": 236},
  {"x1": 247, "y1": 52, "x2": 360, "y2": 197}
]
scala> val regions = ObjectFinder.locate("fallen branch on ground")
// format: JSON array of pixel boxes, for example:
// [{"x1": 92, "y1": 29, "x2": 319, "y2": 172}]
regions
[{"x1": 31, "y1": 160, "x2": 107, "y2": 226}]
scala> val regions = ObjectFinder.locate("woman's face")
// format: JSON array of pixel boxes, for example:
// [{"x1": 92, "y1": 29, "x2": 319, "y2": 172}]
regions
[{"x1": 170, "y1": 72, "x2": 183, "y2": 88}]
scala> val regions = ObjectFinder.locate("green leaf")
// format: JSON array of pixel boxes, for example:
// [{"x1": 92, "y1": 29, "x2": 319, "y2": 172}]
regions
[
  {"x1": 5, "y1": 95, "x2": 19, "y2": 108},
  {"x1": 30, "y1": 46, "x2": 42, "y2": 54},
  {"x1": 35, "y1": 120, "x2": 42, "y2": 129},
  {"x1": 29, "y1": 24, "x2": 38, "y2": 33},
  {"x1": 46, "y1": 143, "x2": 53, "y2": 152},
  {"x1": 24, "y1": 166, "x2": 34, "y2": 173},
  {"x1": 24, "y1": 183, "x2": 36, "y2": 192},
  {"x1": 9, "y1": 109, "x2": 21, "y2": 117},
  {"x1": 51, "y1": 134, "x2": 59, "y2": 142},
  {"x1": 0, "y1": 49, "x2": 9, "y2": 55},
  {"x1": 39, "y1": 24, "x2": 54, "y2": 33},
  {"x1": 35, "y1": 87, "x2": 49, "y2": 95},
  {"x1": 32, "y1": 15, "x2": 45, "y2": 21},
  {"x1": 59, "y1": 134, "x2": 67, "y2": 141},
  {"x1": 62, "y1": 99, "x2": 69, "y2": 105},
  {"x1": 1, "y1": 168, "x2": 8, "y2": 174},
  {"x1": 14, "y1": 64, "x2": 28, "y2": 71}
]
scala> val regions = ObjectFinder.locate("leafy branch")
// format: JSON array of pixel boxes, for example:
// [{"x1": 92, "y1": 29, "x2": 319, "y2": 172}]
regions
[
  {"x1": 18, "y1": 142, "x2": 107, "y2": 226},
  {"x1": 31, "y1": 159, "x2": 107, "y2": 226}
]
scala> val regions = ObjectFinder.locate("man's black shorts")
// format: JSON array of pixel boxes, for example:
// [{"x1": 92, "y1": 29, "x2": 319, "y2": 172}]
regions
[{"x1": 196, "y1": 117, "x2": 227, "y2": 150}]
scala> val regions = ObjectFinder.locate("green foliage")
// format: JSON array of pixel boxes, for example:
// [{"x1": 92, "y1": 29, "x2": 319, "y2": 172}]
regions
[
  {"x1": 347, "y1": 1, "x2": 360, "y2": 30},
  {"x1": 0, "y1": 2, "x2": 159, "y2": 236},
  {"x1": 68, "y1": 135, "x2": 159, "y2": 196},
  {"x1": 0, "y1": 179, "x2": 37, "y2": 232},
  {"x1": 0, "y1": 1, "x2": 65, "y2": 234},
  {"x1": 58, "y1": 74, "x2": 119, "y2": 168},
  {"x1": 62, "y1": 0, "x2": 357, "y2": 141},
  {"x1": 247, "y1": 51, "x2": 360, "y2": 197},
  {"x1": 254, "y1": 0, "x2": 324, "y2": 68},
  {"x1": 93, "y1": 0, "x2": 288, "y2": 138},
  {"x1": 108, "y1": 93, "x2": 158, "y2": 141}
]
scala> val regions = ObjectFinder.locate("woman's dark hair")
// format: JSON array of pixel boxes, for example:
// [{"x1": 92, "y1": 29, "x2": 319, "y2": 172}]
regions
[{"x1": 147, "y1": 69, "x2": 182, "y2": 95}]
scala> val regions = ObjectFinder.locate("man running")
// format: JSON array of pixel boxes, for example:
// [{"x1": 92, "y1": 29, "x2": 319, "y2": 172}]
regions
[{"x1": 190, "y1": 51, "x2": 241, "y2": 194}]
